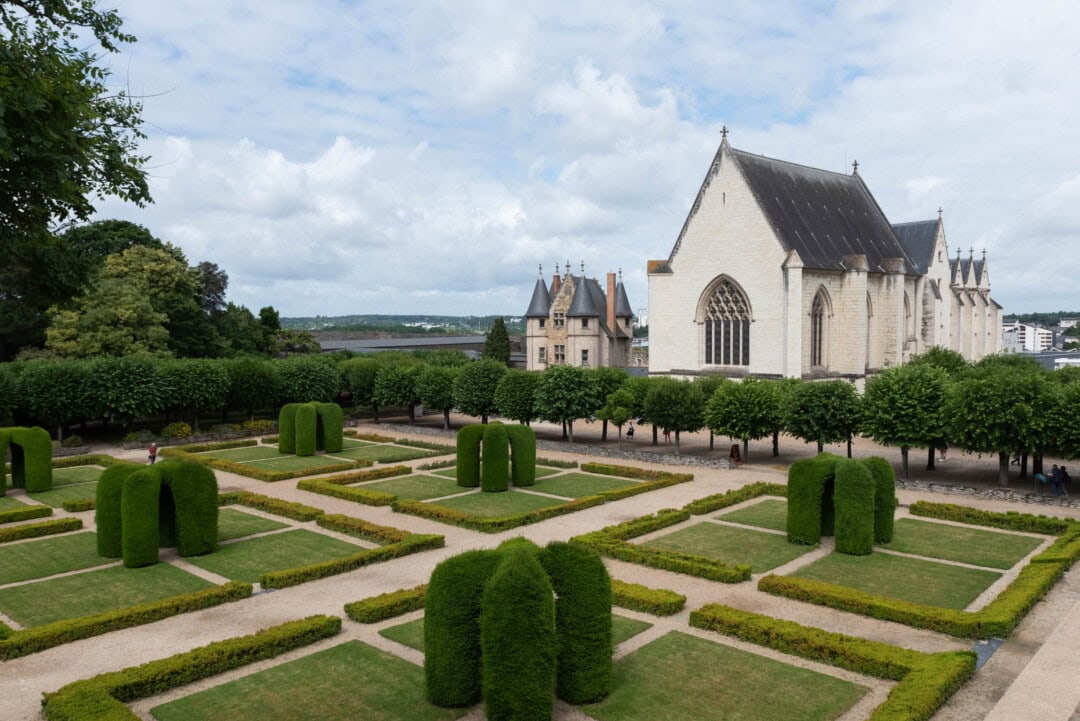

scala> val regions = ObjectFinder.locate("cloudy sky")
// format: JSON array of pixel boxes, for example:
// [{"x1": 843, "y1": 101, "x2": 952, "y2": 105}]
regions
[{"x1": 94, "y1": 1, "x2": 1080, "y2": 318}]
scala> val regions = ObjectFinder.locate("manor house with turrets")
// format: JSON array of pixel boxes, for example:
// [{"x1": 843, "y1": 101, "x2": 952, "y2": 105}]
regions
[
  {"x1": 524, "y1": 263, "x2": 633, "y2": 370},
  {"x1": 648, "y1": 131, "x2": 1002, "y2": 383}
]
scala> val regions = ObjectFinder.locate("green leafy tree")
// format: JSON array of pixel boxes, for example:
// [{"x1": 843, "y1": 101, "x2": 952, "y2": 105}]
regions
[
  {"x1": 862, "y1": 364, "x2": 949, "y2": 478},
  {"x1": 0, "y1": 2, "x2": 150, "y2": 359},
  {"x1": 495, "y1": 370, "x2": 540, "y2": 424},
  {"x1": 704, "y1": 378, "x2": 780, "y2": 461},
  {"x1": 17, "y1": 359, "x2": 89, "y2": 439},
  {"x1": 258, "y1": 306, "x2": 281, "y2": 353},
  {"x1": 417, "y1": 364, "x2": 460, "y2": 430},
  {"x1": 1052, "y1": 382, "x2": 1080, "y2": 460},
  {"x1": 273, "y1": 329, "x2": 321, "y2": 356},
  {"x1": 598, "y1": 388, "x2": 635, "y2": 447},
  {"x1": 783, "y1": 380, "x2": 861, "y2": 455},
  {"x1": 86, "y1": 356, "x2": 168, "y2": 428},
  {"x1": 340, "y1": 356, "x2": 381, "y2": 421},
  {"x1": 45, "y1": 275, "x2": 171, "y2": 357},
  {"x1": 643, "y1": 378, "x2": 705, "y2": 455},
  {"x1": 482, "y1": 317, "x2": 511, "y2": 364},
  {"x1": 534, "y1": 364, "x2": 596, "y2": 444},
  {"x1": 276, "y1": 355, "x2": 341, "y2": 404},
  {"x1": 225, "y1": 357, "x2": 278, "y2": 420},
  {"x1": 622, "y1": 376, "x2": 653, "y2": 443},
  {"x1": 589, "y1": 367, "x2": 628, "y2": 441},
  {"x1": 375, "y1": 361, "x2": 422, "y2": 423},
  {"x1": 161, "y1": 359, "x2": 229, "y2": 432},
  {"x1": 694, "y1": 374, "x2": 730, "y2": 451},
  {"x1": 453, "y1": 359, "x2": 507, "y2": 424},
  {"x1": 909, "y1": 346, "x2": 969, "y2": 379},
  {"x1": 212, "y1": 303, "x2": 266, "y2": 356}
]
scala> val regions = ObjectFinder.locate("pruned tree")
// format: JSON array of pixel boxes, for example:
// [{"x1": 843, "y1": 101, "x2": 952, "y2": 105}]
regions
[
  {"x1": 598, "y1": 388, "x2": 635, "y2": 447},
  {"x1": 643, "y1": 378, "x2": 705, "y2": 455},
  {"x1": 862, "y1": 364, "x2": 949, "y2": 478},
  {"x1": 417, "y1": 364, "x2": 460, "y2": 430},
  {"x1": 704, "y1": 378, "x2": 780, "y2": 461},
  {"x1": 453, "y1": 359, "x2": 507, "y2": 424},
  {"x1": 783, "y1": 380, "x2": 861, "y2": 455},
  {"x1": 533, "y1": 365, "x2": 596, "y2": 444},
  {"x1": 375, "y1": 360, "x2": 422, "y2": 423},
  {"x1": 495, "y1": 370, "x2": 540, "y2": 424},
  {"x1": 482, "y1": 317, "x2": 511, "y2": 364},
  {"x1": 589, "y1": 367, "x2": 629, "y2": 441}
]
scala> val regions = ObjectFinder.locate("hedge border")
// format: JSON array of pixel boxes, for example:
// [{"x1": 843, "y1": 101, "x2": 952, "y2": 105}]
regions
[
  {"x1": 296, "y1": 465, "x2": 412, "y2": 506},
  {"x1": 258, "y1": 532, "x2": 444, "y2": 589},
  {"x1": 40, "y1": 614, "x2": 341, "y2": 721},
  {"x1": 610, "y1": 579, "x2": 686, "y2": 616},
  {"x1": 689, "y1": 603, "x2": 976, "y2": 721},
  {"x1": 316, "y1": 513, "x2": 411, "y2": 544},
  {"x1": 0, "y1": 517, "x2": 82, "y2": 543},
  {"x1": 218, "y1": 491, "x2": 325, "y2": 522},
  {"x1": 165, "y1": 438, "x2": 259, "y2": 454},
  {"x1": 162, "y1": 447, "x2": 371, "y2": 482},
  {"x1": 344, "y1": 584, "x2": 428, "y2": 623},
  {"x1": 0, "y1": 582, "x2": 252, "y2": 660},
  {"x1": 345, "y1": 431, "x2": 395, "y2": 443},
  {"x1": 393, "y1": 494, "x2": 608, "y2": 534},
  {"x1": 0, "y1": 504, "x2": 52, "y2": 524},
  {"x1": 908, "y1": 501, "x2": 1072, "y2": 535}
]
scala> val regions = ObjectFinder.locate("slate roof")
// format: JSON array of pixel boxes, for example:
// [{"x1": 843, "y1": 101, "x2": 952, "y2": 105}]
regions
[
  {"x1": 614, "y1": 282, "x2": 633, "y2": 317},
  {"x1": 723, "y1": 147, "x2": 918, "y2": 273},
  {"x1": 891, "y1": 220, "x2": 938, "y2": 275},
  {"x1": 567, "y1": 276, "x2": 609, "y2": 317},
  {"x1": 524, "y1": 277, "x2": 552, "y2": 318},
  {"x1": 949, "y1": 256, "x2": 983, "y2": 285}
]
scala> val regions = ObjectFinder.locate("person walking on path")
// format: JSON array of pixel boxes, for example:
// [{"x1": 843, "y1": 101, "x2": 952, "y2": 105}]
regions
[
  {"x1": 663, "y1": 429, "x2": 672, "y2": 444},
  {"x1": 148, "y1": 442, "x2": 158, "y2": 465},
  {"x1": 626, "y1": 421, "x2": 634, "y2": 439},
  {"x1": 1056, "y1": 466, "x2": 1070, "y2": 496},
  {"x1": 1049, "y1": 465, "x2": 1062, "y2": 496}
]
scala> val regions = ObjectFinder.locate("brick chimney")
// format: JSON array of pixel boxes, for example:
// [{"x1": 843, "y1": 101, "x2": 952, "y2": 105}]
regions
[
  {"x1": 551, "y1": 272, "x2": 561, "y2": 298},
  {"x1": 606, "y1": 272, "x2": 616, "y2": 332}
]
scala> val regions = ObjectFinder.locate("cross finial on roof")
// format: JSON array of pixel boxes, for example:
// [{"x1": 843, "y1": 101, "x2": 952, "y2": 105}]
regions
[
  {"x1": 721, "y1": 125, "x2": 728, "y2": 141},
  {"x1": 938, "y1": 206, "x2": 943, "y2": 219},
  {"x1": 982, "y1": 248, "x2": 987, "y2": 259},
  {"x1": 969, "y1": 246, "x2": 975, "y2": 257},
  {"x1": 852, "y1": 159, "x2": 859, "y2": 175},
  {"x1": 565, "y1": 259, "x2": 570, "y2": 275},
  {"x1": 538, "y1": 263, "x2": 543, "y2": 277},
  {"x1": 580, "y1": 260, "x2": 585, "y2": 275},
  {"x1": 618, "y1": 267, "x2": 623, "y2": 281}
]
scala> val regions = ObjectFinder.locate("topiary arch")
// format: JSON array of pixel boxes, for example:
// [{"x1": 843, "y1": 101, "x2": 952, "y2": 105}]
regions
[
  {"x1": 456, "y1": 422, "x2": 537, "y2": 491},
  {"x1": 0, "y1": 426, "x2": 52, "y2": 495},
  {"x1": 786, "y1": 452, "x2": 895, "y2": 555},
  {"x1": 95, "y1": 459, "x2": 218, "y2": 568},
  {"x1": 278, "y1": 402, "x2": 344, "y2": 456}
]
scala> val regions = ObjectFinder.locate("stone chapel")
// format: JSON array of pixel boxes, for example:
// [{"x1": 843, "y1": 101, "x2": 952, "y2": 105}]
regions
[{"x1": 647, "y1": 132, "x2": 1002, "y2": 383}]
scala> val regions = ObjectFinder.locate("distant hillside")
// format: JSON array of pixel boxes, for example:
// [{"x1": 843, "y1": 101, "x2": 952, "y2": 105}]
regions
[
  {"x1": 281, "y1": 314, "x2": 526, "y2": 335},
  {"x1": 1002, "y1": 311, "x2": 1080, "y2": 326}
]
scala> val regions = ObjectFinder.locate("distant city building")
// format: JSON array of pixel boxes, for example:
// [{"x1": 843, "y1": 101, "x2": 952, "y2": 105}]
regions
[
  {"x1": 1001, "y1": 322, "x2": 1053, "y2": 352},
  {"x1": 524, "y1": 263, "x2": 633, "y2": 370},
  {"x1": 1059, "y1": 318, "x2": 1080, "y2": 330},
  {"x1": 648, "y1": 132, "x2": 1002, "y2": 383}
]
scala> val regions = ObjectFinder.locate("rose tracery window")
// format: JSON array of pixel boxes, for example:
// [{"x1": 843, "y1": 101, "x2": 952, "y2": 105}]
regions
[{"x1": 703, "y1": 279, "x2": 751, "y2": 366}]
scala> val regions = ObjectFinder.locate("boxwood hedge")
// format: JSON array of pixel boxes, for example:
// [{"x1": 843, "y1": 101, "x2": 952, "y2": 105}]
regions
[
  {"x1": 833, "y1": 458, "x2": 875, "y2": 555},
  {"x1": 481, "y1": 423, "x2": 509, "y2": 492},
  {"x1": 344, "y1": 584, "x2": 427, "y2": 623},
  {"x1": 456, "y1": 424, "x2": 484, "y2": 488}
]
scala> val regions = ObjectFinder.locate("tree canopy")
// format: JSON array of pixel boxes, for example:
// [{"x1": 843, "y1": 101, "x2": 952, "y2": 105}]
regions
[{"x1": 482, "y1": 317, "x2": 511, "y2": 364}]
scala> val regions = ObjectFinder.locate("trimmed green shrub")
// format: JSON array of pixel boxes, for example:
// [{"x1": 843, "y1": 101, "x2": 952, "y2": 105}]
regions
[
  {"x1": 425, "y1": 549, "x2": 503, "y2": 706},
  {"x1": 393, "y1": 494, "x2": 608, "y2": 533},
  {"x1": 580, "y1": 462, "x2": 692, "y2": 482},
  {"x1": 611, "y1": 579, "x2": 686, "y2": 616},
  {"x1": 864, "y1": 456, "x2": 896, "y2": 543},
  {"x1": 0, "y1": 427, "x2": 7, "y2": 495},
  {"x1": 537, "y1": 456, "x2": 577, "y2": 469},
  {"x1": 908, "y1": 501, "x2": 1070, "y2": 535},
  {"x1": 258, "y1": 534, "x2": 445, "y2": 589},
  {"x1": 456, "y1": 424, "x2": 484, "y2": 488},
  {"x1": 0, "y1": 517, "x2": 82, "y2": 544},
  {"x1": 39, "y1": 614, "x2": 339, "y2": 716},
  {"x1": 315, "y1": 402, "x2": 344, "y2": 452},
  {"x1": 95, "y1": 464, "x2": 143, "y2": 558},
  {"x1": 277, "y1": 403, "x2": 299, "y2": 454},
  {"x1": 684, "y1": 482, "x2": 787, "y2": 515},
  {"x1": 3, "y1": 426, "x2": 53, "y2": 493},
  {"x1": 3, "y1": 582, "x2": 253, "y2": 661},
  {"x1": 506, "y1": 424, "x2": 536, "y2": 487},
  {"x1": 121, "y1": 467, "x2": 163, "y2": 568},
  {"x1": 482, "y1": 545, "x2": 556, "y2": 721},
  {"x1": 0, "y1": 504, "x2": 52, "y2": 525},
  {"x1": 316, "y1": 513, "x2": 410, "y2": 544},
  {"x1": 168, "y1": 439, "x2": 258, "y2": 454},
  {"x1": 481, "y1": 423, "x2": 509, "y2": 492},
  {"x1": 219, "y1": 491, "x2": 324, "y2": 521},
  {"x1": 393, "y1": 438, "x2": 456, "y2": 454},
  {"x1": 294, "y1": 403, "x2": 317, "y2": 457},
  {"x1": 539, "y1": 541, "x2": 611, "y2": 703},
  {"x1": 163, "y1": 459, "x2": 218, "y2": 557},
  {"x1": 164, "y1": 447, "x2": 369, "y2": 482},
  {"x1": 346, "y1": 431, "x2": 395, "y2": 442},
  {"x1": 61, "y1": 499, "x2": 95, "y2": 512},
  {"x1": 787, "y1": 454, "x2": 838, "y2": 544},
  {"x1": 345, "y1": 584, "x2": 427, "y2": 623},
  {"x1": 833, "y1": 458, "x2": 875, "y2": 555},
  {"x1": 159, "y1": 421, "x2": 192, "y2": 439}
]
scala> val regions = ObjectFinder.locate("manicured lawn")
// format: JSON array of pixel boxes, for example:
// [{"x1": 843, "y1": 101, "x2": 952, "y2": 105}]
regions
[
  {"x1": 379, "y1": 613, "x2": 652, "y2": 653},
  {"x1": 187, "y1": 529, "x2": 365, "y2": 583},
  {"x1": 150, "y1": 640, "x2": 463, "y2": 721},
  {"x1": 791, "y1": 551, "x2": 1001, "y2": 610},
  {"x1": 201, "y1": 446, "x2": 282, "y2": 462},
  {"x1": 883, "y1": 518, "x2": 1043, "y2": 569},
  {"x1": 333, "y1": 445, "x2": 435, "y2": 463},
  {"x1": 356, "y1": 474, "x2": 465, "y2": 501},
  {"x1": 51, "y1": 465, "x2": 105, "y2": 486},
  {"x1": 340, "y1": 438, "x2": 375, "y2": 449},
  {"x1": 0, "y1": 531, "x2": 111, "y2": 585},
  {"x1": 0, "y1": 563, "x2": 213, "y2": 627},
  {"x1": 432, "y1": 465, "x2": 561, "y2": 480},
  {"x1": 217, "y1": 508, "x2": 289, "y2": 542},
  {"x1": 27, "y1": 481, "x2": 98, "y2": 508},
  {"x1": 247, "y1": 455, "x2": 354, "y2": 472},
  {"x1": 527, "y1": 472, "x2": 639, "y2": 498},
  {"x1": 0, "y1": 495, "x2": 27, "y2": 512},
  {"x1": 642, "y1": 522, "x2": 811, "y2": 572},
  {"x1": 717, "y1": 498, "x2": 789, "y2": 532},
  {"x1": 583, "y1": 631, "x2": 867, "y2": 721},
  {"x1": 428, "y1": 490, "x2": 566, "y2": 518}
]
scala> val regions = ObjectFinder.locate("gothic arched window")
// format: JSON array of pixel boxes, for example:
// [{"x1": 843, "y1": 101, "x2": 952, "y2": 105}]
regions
[
  {"x1": 702, "y1": 278, "x2": 751, "y2": 366},
  {"x1": 811, "y1": 292, "x2": 826, "y2": 367}
]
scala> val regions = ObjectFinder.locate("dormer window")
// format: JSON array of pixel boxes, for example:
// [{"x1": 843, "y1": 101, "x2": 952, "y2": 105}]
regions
[{"x1": 581, "y1": 318, "x2": 589, "y2": 329}]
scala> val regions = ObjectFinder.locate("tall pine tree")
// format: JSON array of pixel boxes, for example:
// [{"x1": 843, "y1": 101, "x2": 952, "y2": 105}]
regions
[{"x1": 483, "y1": 317, "x2": 511, "y2": 364}]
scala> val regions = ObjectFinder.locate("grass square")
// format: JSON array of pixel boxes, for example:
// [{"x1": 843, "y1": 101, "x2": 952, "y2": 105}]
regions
[
  {"x1": 642, "y1": 522, "x2": 811, "y2": 573},
  {"x1": 217, "y1": 508, "x2": 289, "y2": 542},
  {"x1": 27, "y1": 481, "x2": 98, "y2": 508},
  {"x1": 247, "y1": 455, "x2": 354, "y2": 472},
  {"x1": 187, "y1": 529, "x2": 366, "y2": 583},
  {"x1": 790, "y1": 551, "x2": 1001, "y2": 610},
  {"x1": 379, "y1": 613, "x2": 652, "y2": 653},
  {"x1": 431, "y1": 465, "x2": 561, "y2": 480},
  {"x1": 582, "y1": 631, "x2": 867, "y2": 721},
  {"x1": 332, "y1": 445, "x2": 433, "y2": 463},
  {"x1": 0, "y1": 531, "x2": 111, "y2": 585},
  {"x1": 340, "y1": 438, "x2": 375, "y2": 449},
  {"x1": 150, "y1": 640, "x2": 463, "y2": 721},
  {"x1": 201, "y1": 446, "x2": 283, "y2": 462},
  {"x1": 427, "y1": 490, "x2": 566, "y2": 518},
  {"x1": 51, "y1": 465, "x2": 105, "y2": 487},
  {"x1": 883, "y1": 518, "x2": 1043, "y2": 569},
  {"x1": 0, "y1": 495, "x2": 27, "y2": 512},
  {"x1": 356, "y1": 474, "x2": 465, "y2": 501},
  {"x1": 0, "y1": 563, "x2": 213, "y2": 627},
  {"x1": 717, "y1": 498, "x2": 788, "y2": 532},
  {"x1": 527, "y1": 472, "x2": 639, "y2": 498}
]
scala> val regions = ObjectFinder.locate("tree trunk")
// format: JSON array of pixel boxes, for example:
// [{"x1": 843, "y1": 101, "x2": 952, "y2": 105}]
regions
[
  {"x1": 901, "y1": 446, "x2": 909, "y2": 479},
  {"x1": 481, "y1": 413, "x2": 488, "y2": 425},
  {"x1": 846, "y1": 436, "x2": 852, "y2": 458},
  {"x1": 617, "y1": 427, "x2": 623, "y2": 449},
  {"x1": 652, "y1": 425, "x2": 658, "y2": 446},
  {"x1": 1020, "y1": 453, "x2": 1028, "y2": 478},
  {"x1": 562, "y1": 420, "x2": 568, "y2": 440},
  {"x1": 56, "y1": 424, "x2": 63, "y2": 442},
  {"x1": 998, "y1": 452, "x2": 1010, "y2": 486},
  {"x1": 602, "y1": 419, "x2": 608, "y2": 441},
  {"x1": 772, "y1": 431, "x2": 779, "y2": 457},
  {"x1": 674, "y1": 430, "x2": 681, "y2": 456},
  {"x1": 927, "y1": 446, "x2": 936, "y2": 471},
  {"x1": 409, "y1": 405, "x2": 416, "y2": 424},
  {"x1": 193, "y1": 413, "x2": 200, "y2": 433},
  {"x1": 709, "y1": 431, "x2": 714, "y2": 451},
  {"x1": 373, "y1": 405, "x2": 380, "y2": 424},
  {"x1": 743, "y1": 438, "x2": 749, "y2": 461},
  {"x1": 443, "y1": 409, "x2": 450, "y2": 430},
  {"x1": 568, "y1": 420, "x2": 574, "y2": 444},
  {"x1": 817, "y1": 440, "x2": 823, "y2": 453},
  {"x1": 1034, "y1": 450, "x2": 1044, "y2": 475}
]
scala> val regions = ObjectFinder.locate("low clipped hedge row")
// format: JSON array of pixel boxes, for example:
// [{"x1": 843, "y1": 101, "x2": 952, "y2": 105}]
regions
[
  {"x1": 52, "y1": 453, "x2": 130, "y2": 469},
  {"x1": 572, "y1": 508, "x2": 751, "y2": 583},
  {"x1": 689, "y1": 603, "x2": 976, "y2": 721},
  {"x1": 0, "y1": 517, "x2": 82, "y2": 544},
  {"x1": 416, "y1": 458, "x2": 457, "y2": 471},
  {"x1": 908, "y1": 501, "x2": 1071, "y2": 535},
  {"x1": 345, "y1": 431, "x2": 395, "y2": 443},
  {"x1": 536, "y1": 457, "x2": 578, "y2": 469},
  {"x1": 580, "y1": 462, "x2": 690, "y2": 482},
  {"x1": 259, "y1": 533, "x2": 445, "y2": 589},
  {"x1": 610, "y1": 579, "x2": 686, "y2": 616},
  {"x1": 0, "y1": 504, "x2": 53, "y2": 524},
  {"x1": 684, "y1": 482, "x2": 787, "y2": 515},
  {"x1": 0, "y1": 582, "x2": 252, "y2": 661},
  {"x1": 595, "y1": 473, "x2": 693, "y2": 502},
  {"x1": 218, "y1": 491, "x2": 325, "y2": 521},
  {"x1": 40, "y1": 614, "x2": 341, "y2": 721},
  {"x1": 316, "y1": 513, "x2": 411, "y2": 544},
  {"x1": 344, "y1": 584, "x2": 427, "y2": 623},
  {"x1": 163, "y1": 447, "x2": 371, "y2": 482},
  {"x1": 296, "y1": 465, "x2": 412, "y2": 505},
  {"x1": 167, "y1": 438, "x2": 259, "y2": 454},
  {"x1": 394, "y1": 438, "x2": 456, "y2": 454},
  {"x1": 393, "y1": 495, "x2": 608, "y2": 534},
  {"x1": 62, "y1": 499, "x2": 95, "y2": 512}
]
